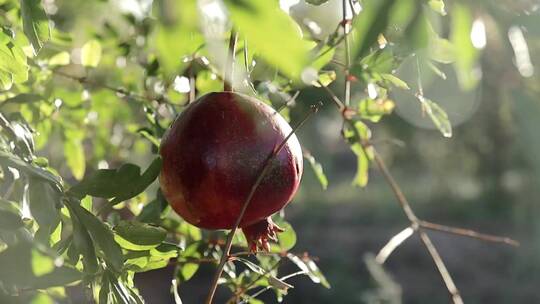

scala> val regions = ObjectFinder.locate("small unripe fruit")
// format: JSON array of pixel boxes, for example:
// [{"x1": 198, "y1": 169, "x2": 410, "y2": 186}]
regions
[{"x1": 160, "y1": 92, "x2": 303, "y2": 251}]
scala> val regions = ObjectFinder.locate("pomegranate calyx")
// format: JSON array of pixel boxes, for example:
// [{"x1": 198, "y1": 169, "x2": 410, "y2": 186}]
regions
[{"x1": 241, "y1": 217, "x2": 284, "y2": 252}]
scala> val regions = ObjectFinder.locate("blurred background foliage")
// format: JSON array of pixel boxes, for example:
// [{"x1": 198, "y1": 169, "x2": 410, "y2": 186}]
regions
[{"x1": 0, "y1": 0, "x2": 539, "y2": 303}]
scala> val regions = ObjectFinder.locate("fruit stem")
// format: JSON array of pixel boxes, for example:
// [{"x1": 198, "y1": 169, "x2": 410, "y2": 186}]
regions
[
  {"x1": 224, "y1": 29, "x2": 238, "y2": 92},
  {"x1": 204, "y1": 104, "x2": 320, "y2": 304}
]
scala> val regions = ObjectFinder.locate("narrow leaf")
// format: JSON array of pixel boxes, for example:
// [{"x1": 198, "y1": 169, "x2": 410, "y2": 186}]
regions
[
  {"x1": 419, "y1": 97, "x2": 452, "y2": 138},
  {"x1": 304, "y1": 153, "x2": 328, "y2": 190},
  {"x1": 21, "y1": 0, "x2": 51, "y2": 54},
  {"x1": 114, "y1": 221, "x2": 167, "y2": 251},
  {"x1": 28, "y1": 178, "x2": 61, "y2": 233},
  {"x1": 67, "y1": 200, "x2": 124, "y2": 272}
]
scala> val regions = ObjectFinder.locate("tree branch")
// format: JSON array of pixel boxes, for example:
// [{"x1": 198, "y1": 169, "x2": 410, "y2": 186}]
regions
[{"x1": 371, "y1": 148, "x2": 463, "y2": 303}]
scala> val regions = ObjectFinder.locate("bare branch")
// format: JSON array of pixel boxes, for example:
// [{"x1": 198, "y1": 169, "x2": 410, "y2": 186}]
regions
[
  {"x1": 419, "y1": 220, "x2": 520, "y2": 247},
  {"x1": 376, "y1": 226, "x2": 415, "y2": 264},
  {"x1": 371, "y1": 149, "x2": 419, "y2": 223},
  {"x1": 418, "y1": 231, "x2": 464, "y2": 304}
]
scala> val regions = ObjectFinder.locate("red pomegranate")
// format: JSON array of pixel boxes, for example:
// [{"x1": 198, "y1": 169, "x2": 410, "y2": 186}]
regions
[{"x1": 159, "y1": 92, "x2": 303, "y2": 251}]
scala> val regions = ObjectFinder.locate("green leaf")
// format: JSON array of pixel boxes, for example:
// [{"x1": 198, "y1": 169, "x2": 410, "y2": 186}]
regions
[
  {"x1": 429, "y1": 37, "x2": 455, "y2": 64},
  {"x1": 380, "y1": 74, "x2": 409, "y2": 90},
  {"x1": 48, "y1": 51, "x2": 70, "y2": 66},
  {"x1": 0, "y1": 151, "x2": 62, "y2": 186},
  {"x1": 305, "y1": 0, "x2": 328, "y2": 5},
  {"x1": 274, "y1": 221, "x2": 296, "y2": 252},
  {"x1": 428, "y1": 0, "x2": 446, "y2": 16},
  {"x1": 235, "y1": 257, "x2": 266, "y2": 275},
  {"x1": 67, "y1": 200, "x2": 124, "y2": 272},
  {"x1": 31, "y1": 293, "x2": 54, "y2": 304},
  {"x1": 357, "y1": 48, "x2": 400, "y2": 74},
  {"x1": 28, "y1": 178, "x2": 61, "y2": 233},
  {"x1": 311, "y1": 45, "x2": 335, "y2": 71},
  {"x1": 69, "y1": 157, "x2": 162, "y2": 205},
  {"x1": 351, "y1": 0, "x2": 396, "y2": 60},
  {"x1": 176, "y1": 222, "x2": 202, "y2": 241},
  {"x1": 127, "y1": 244, "x2": 179, "y2": 273},
  {"x1": 2, "y1": 93, "x2": 43, "y2": 105},
  {"x1": 67, "y1": 203, "x2": 98, "y2": 273},
  {"x1": 0, "y1": 240, "x2": 33, "y2": 285},
  {"x1": 225, "y1": 0, "x2": 310, "y2": 79},
  {"x1": 268, "y1": 276, "x2": 293, "y2": 291},
  {"x1": 20, "y1": 0, "x2": 51, "y2": 54},
  {"x1": 0, "y1": 199, "x2": 24, "y2": 230},
  {"x1": 0, "y1": 41, "x2": 28, "y2": 77},
  {"x1": 63, "y1": 129, "x2": 86, "y2": 180},
  {"x1": 358, "y1": 98, "x2": 395, "y2": 122},
  {"x1": 31, "y1": 249, "x2": 54, "y2": 276},
  {"x1": 178, "y1": 262, "x2": 199, "y2": 282},
  {"x1": 311, "y1": 70, "x2": 336, "y2": 87},
  {"x1": 304, "y1": 153, "x2": 328, "y2": 190},
  {"x1": 81, "y1": 39, "x2": 102, "y2": 67},
  {"x1": 31, "y1": 266, "x2": 82, "y2": 288},
  {"x1": 177, "y1": 242, "x2": 200, "y2": 282},
  {"x1": 0, "y1": 70, "x2": 13, "y2": 90},
  {"x1": 403, "y1": 8, "x2": 429, "y2": 50},
  {"x1": 154, "y1": 0, "x2": 203, "y2": 74},
  {"x1": 195, "y1": 70, "x2": 222, "y2": 95},
  {"x1": 287, "y1": 253, "x2": 330, "y2": 288},
  {"x1": 419, "y1": 96, "x2": 452, "y2": 138},
  {"x1": 343, "y1": 121, "x2": 372, "y2": 187},
  {"x1": 427, "y1": 61, "x2": 447, "y2": 80},
  {"x1": 137, "y1": 191, "x2": 168, "y2": 224},
  {"x1": 114, "y1": 221, "x2": 167, "y2": 251},
  {"x1": 451, "y1": 3, "x2": 479, "y2": 90}
]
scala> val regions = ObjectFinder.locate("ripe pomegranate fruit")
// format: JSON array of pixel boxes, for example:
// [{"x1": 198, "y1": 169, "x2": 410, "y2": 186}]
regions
[{"x1": 159, "y1": 92, "x2": 303, "y2": 251}]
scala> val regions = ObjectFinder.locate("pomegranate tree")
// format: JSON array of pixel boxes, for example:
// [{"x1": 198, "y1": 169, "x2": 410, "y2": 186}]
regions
[{"x1": 159, "y1": 91, "x2": 303, "y2": 251}]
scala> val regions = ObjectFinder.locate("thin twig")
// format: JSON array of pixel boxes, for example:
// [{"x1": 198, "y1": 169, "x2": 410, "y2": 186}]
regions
[
  {"x1": 239, "y1": 270, "x2": 308, "y2": 304},
  {"x1": 224, "y1": 30, "x2": 238, "y2": 92},
  {"x1": 243, "y1": 39, "x2": 250, "y2": 74},
  {"x1": 276, "y1": 91, "x2": 300, "y2": 113},
  {"x1": 52, "y1": 69, "x2": 155, "y2": 103},
  {"x1": 371, "y1": 149, "x2": 418, "y2": 224},
  {"x1": 418, "y1": 231, "x2": 464, "y2": 304},
  {"x1": 226, "y1": 259, "x2": 282, "y2": 303},
  {"x1": 342, "y1": 0, "x2": 352, "y2": 107},
  {"x1": 229, "y1": 251, "x2": 286, "y2": 258},
  {"x1": 318, "y1": 80, "x2": 346, "y2": 111},
  {"x1": 419, "y1": 220, "x2": 520, "y2": 247},
  {"x1": 204, "y1": 105, "x2": 320, "y2": 304}
]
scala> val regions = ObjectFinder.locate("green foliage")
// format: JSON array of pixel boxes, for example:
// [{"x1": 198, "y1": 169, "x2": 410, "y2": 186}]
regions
[
  {"x1": 80, "y1": 40, "x2": 102, "y2": 68},
  {"x1": 0, "y1": 0, "x2": 528, "y2": 302},
  {"x1": 225, "y1": 0, "x2": 311, "y2": 79}
]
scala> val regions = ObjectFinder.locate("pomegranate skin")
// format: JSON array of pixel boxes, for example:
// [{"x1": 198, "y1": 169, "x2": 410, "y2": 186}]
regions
[{"x1": 159, "y1": 92, "x2": 302, "y2": 237}]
